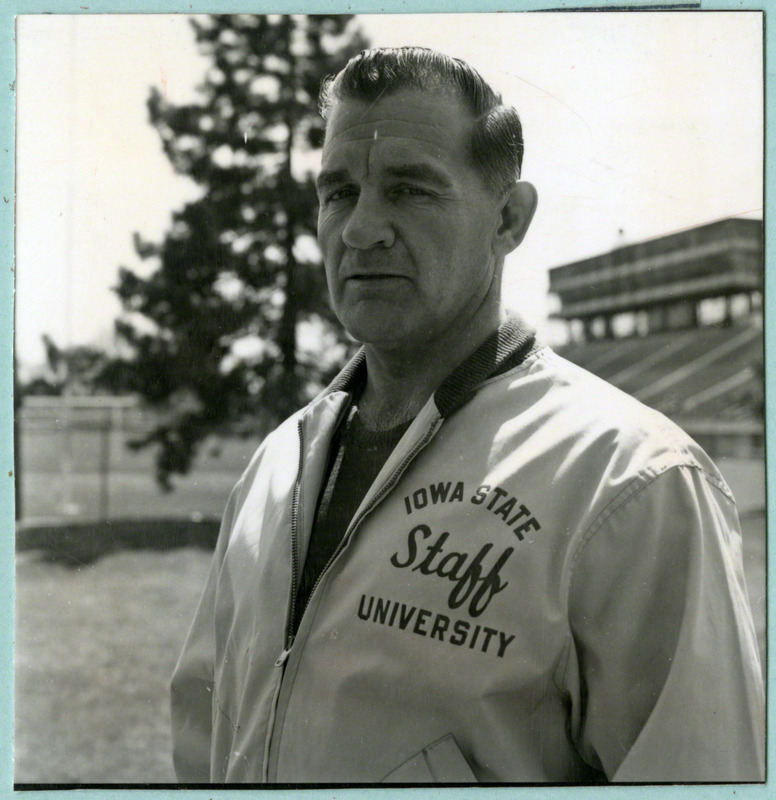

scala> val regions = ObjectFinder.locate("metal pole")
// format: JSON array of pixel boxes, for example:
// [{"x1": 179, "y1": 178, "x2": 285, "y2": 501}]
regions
[
  {"x1": 98, "y1": 412, "x2": 111, "y2": 521},
  {"x1": 61, "y1": 397, "x2": 78, "y2": 516}
]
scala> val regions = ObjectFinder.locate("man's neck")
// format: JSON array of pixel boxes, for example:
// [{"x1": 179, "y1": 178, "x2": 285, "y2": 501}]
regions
[{"x1": 357, "y1": 305, "x2": 505, "y2": 431}]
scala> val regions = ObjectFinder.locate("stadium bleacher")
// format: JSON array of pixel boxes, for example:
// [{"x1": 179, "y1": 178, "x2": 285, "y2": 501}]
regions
[{"x1": 557, "y1": 320, "x2": 762, "y2": 423}]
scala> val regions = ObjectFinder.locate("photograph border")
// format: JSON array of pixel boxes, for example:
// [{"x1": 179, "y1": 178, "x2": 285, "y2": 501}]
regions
[{"x1": 2, "y1": 1, "x2": 770, "y2": 798}]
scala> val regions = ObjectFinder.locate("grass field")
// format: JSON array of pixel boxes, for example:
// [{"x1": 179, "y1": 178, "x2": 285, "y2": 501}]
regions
[
  {"x1": 14, "y1": 508, "x2": 766, "y2": 785},
  {"x1": 15, "y1": 548, "x2": 211, "y2": 784}
]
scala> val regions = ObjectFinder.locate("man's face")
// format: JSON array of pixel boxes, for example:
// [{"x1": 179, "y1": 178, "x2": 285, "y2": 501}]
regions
[{"x1": 317, "y1": 89, "x2": 505, "y2": 352}]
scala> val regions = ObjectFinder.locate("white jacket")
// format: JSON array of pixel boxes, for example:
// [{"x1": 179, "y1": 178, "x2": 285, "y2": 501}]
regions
[{"x1": 171, "y1": 319, "x2": 764, "y2": 783}]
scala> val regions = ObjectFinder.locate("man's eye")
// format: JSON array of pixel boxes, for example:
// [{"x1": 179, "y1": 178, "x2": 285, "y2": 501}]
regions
[
  {"x1": 326, "y1": 187, "x2": 357, "y2": 202},
  {"x1": 394, "y1": 185, "x2": 431, "y2": 197}
]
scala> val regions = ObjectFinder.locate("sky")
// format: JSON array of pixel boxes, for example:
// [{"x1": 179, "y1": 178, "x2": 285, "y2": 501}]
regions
[{"x1": 14, "y1": 12, "x2": 763, "y2": 371}]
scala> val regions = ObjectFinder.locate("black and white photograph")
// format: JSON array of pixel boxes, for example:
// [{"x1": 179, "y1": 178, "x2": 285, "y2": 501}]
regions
[{"x1": 13, "y1": 10, "x2": 765, "y2": 786}]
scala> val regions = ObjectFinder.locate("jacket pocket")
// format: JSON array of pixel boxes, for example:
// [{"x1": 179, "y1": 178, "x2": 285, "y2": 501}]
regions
[{"x1": 381, "y1": 734, "x2": 478, "y2": 783}]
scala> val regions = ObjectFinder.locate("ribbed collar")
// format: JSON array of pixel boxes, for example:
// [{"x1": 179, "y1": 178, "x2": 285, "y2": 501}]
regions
[{"x1": 323, "y1": 313, "x2": 538, "y2": 419}]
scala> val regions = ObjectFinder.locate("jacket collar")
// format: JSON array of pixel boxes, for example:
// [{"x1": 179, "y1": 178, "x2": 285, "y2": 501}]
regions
[{"x1": 323, "y1": 313, "x2": 538, "y2": 419}]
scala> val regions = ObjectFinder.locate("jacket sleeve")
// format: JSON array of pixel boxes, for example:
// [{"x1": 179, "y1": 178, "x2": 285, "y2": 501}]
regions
[
  {"x1": 565, "y1": 464, "x2": 764, "y2": 782},
  {"x1": 170, "y1": 483, "x2": 243, "y2": 783}
]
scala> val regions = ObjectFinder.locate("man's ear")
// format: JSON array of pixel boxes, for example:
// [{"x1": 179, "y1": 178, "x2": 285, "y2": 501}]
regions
[{"x1": 493, "y1": 182, "x2": 538, "y2": 257}]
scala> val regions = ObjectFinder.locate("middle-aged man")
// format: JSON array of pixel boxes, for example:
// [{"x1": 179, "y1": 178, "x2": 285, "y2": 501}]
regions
[{"x1": 171, "y1": 47, "x2": 764, "y2": 784}]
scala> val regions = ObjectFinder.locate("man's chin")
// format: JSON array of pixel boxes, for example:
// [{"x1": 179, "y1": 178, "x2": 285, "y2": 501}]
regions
[{"x1": 341, "y1": 315, "x2": 415, "y2": 351}]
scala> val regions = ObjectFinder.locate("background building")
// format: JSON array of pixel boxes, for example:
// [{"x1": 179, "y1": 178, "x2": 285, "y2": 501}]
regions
[{"x1": 549, "y1": 218, "x2": 764, "y2": 459}]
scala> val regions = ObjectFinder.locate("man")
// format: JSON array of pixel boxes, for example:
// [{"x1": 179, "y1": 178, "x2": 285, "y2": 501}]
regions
[{"x1": 171, "y1": 47, "x2": 764, "y2": 784}]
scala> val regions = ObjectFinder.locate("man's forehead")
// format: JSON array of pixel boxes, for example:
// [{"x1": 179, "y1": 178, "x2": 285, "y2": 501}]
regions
[
  {"x1": 323, "y1": 89, "x2": 474, "y2": 150},
  {"x1": 320, "y1": 128, "x2": 449, "y2": 170}
]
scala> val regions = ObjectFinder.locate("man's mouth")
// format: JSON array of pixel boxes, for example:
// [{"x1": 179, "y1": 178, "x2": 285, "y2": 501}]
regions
[{"x1": 345, "y1": 272, "x2": 408, "y2": 281}]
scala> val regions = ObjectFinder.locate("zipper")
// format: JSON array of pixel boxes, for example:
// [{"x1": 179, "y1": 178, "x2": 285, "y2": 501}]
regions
[
  {"x1": 285, "y1": 418, "x2": 306, "y2": 647},
  {"x1": 262, "y1": 418, "x2": 305, "y2": 782},
  {"x1": 275, "y1": 642, "x2": 294, "y2": 667},
  {"x1": 265, "y1": 409, "x2": 442, "y2": 782},
  {"x1": 261, "y1": 645, "x2": 293, "y2": 782}
]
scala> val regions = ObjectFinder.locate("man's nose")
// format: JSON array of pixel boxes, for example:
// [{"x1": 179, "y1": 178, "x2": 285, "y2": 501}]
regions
[{"x1": 341, "y1": 192, "x2": 395, "y2": 250}]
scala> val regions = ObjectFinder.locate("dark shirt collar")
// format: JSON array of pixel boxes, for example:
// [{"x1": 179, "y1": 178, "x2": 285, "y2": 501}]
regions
[{"x1": 323, "y1": 313, "x2": 538, "y2": 419}]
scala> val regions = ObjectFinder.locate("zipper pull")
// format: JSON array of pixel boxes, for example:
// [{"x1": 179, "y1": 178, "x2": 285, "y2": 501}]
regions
[{"x1": 275, "y1": 636, "x2": 295, "y2": 667}]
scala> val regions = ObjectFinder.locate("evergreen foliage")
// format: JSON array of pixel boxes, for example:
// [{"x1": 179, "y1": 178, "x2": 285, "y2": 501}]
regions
[{"x1": 113, "y1": 15, "x2": 367, "y2": 488}]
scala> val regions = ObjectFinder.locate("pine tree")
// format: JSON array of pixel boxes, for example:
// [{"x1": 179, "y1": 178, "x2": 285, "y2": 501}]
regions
[{"x1": 114, "y1": 15, "x2": 367, "y2": 488}]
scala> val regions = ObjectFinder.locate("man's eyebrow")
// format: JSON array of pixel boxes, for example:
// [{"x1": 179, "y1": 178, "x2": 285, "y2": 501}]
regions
[
  {"x1": 316, "y1": 163, "x2": 454, "y2": 193},
  {"x1": 384, "y1": 163, "x2": 453, "y2": 189},
  {"x1": 316, "y1": 169, "x2": 350, "y2": 193}
]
